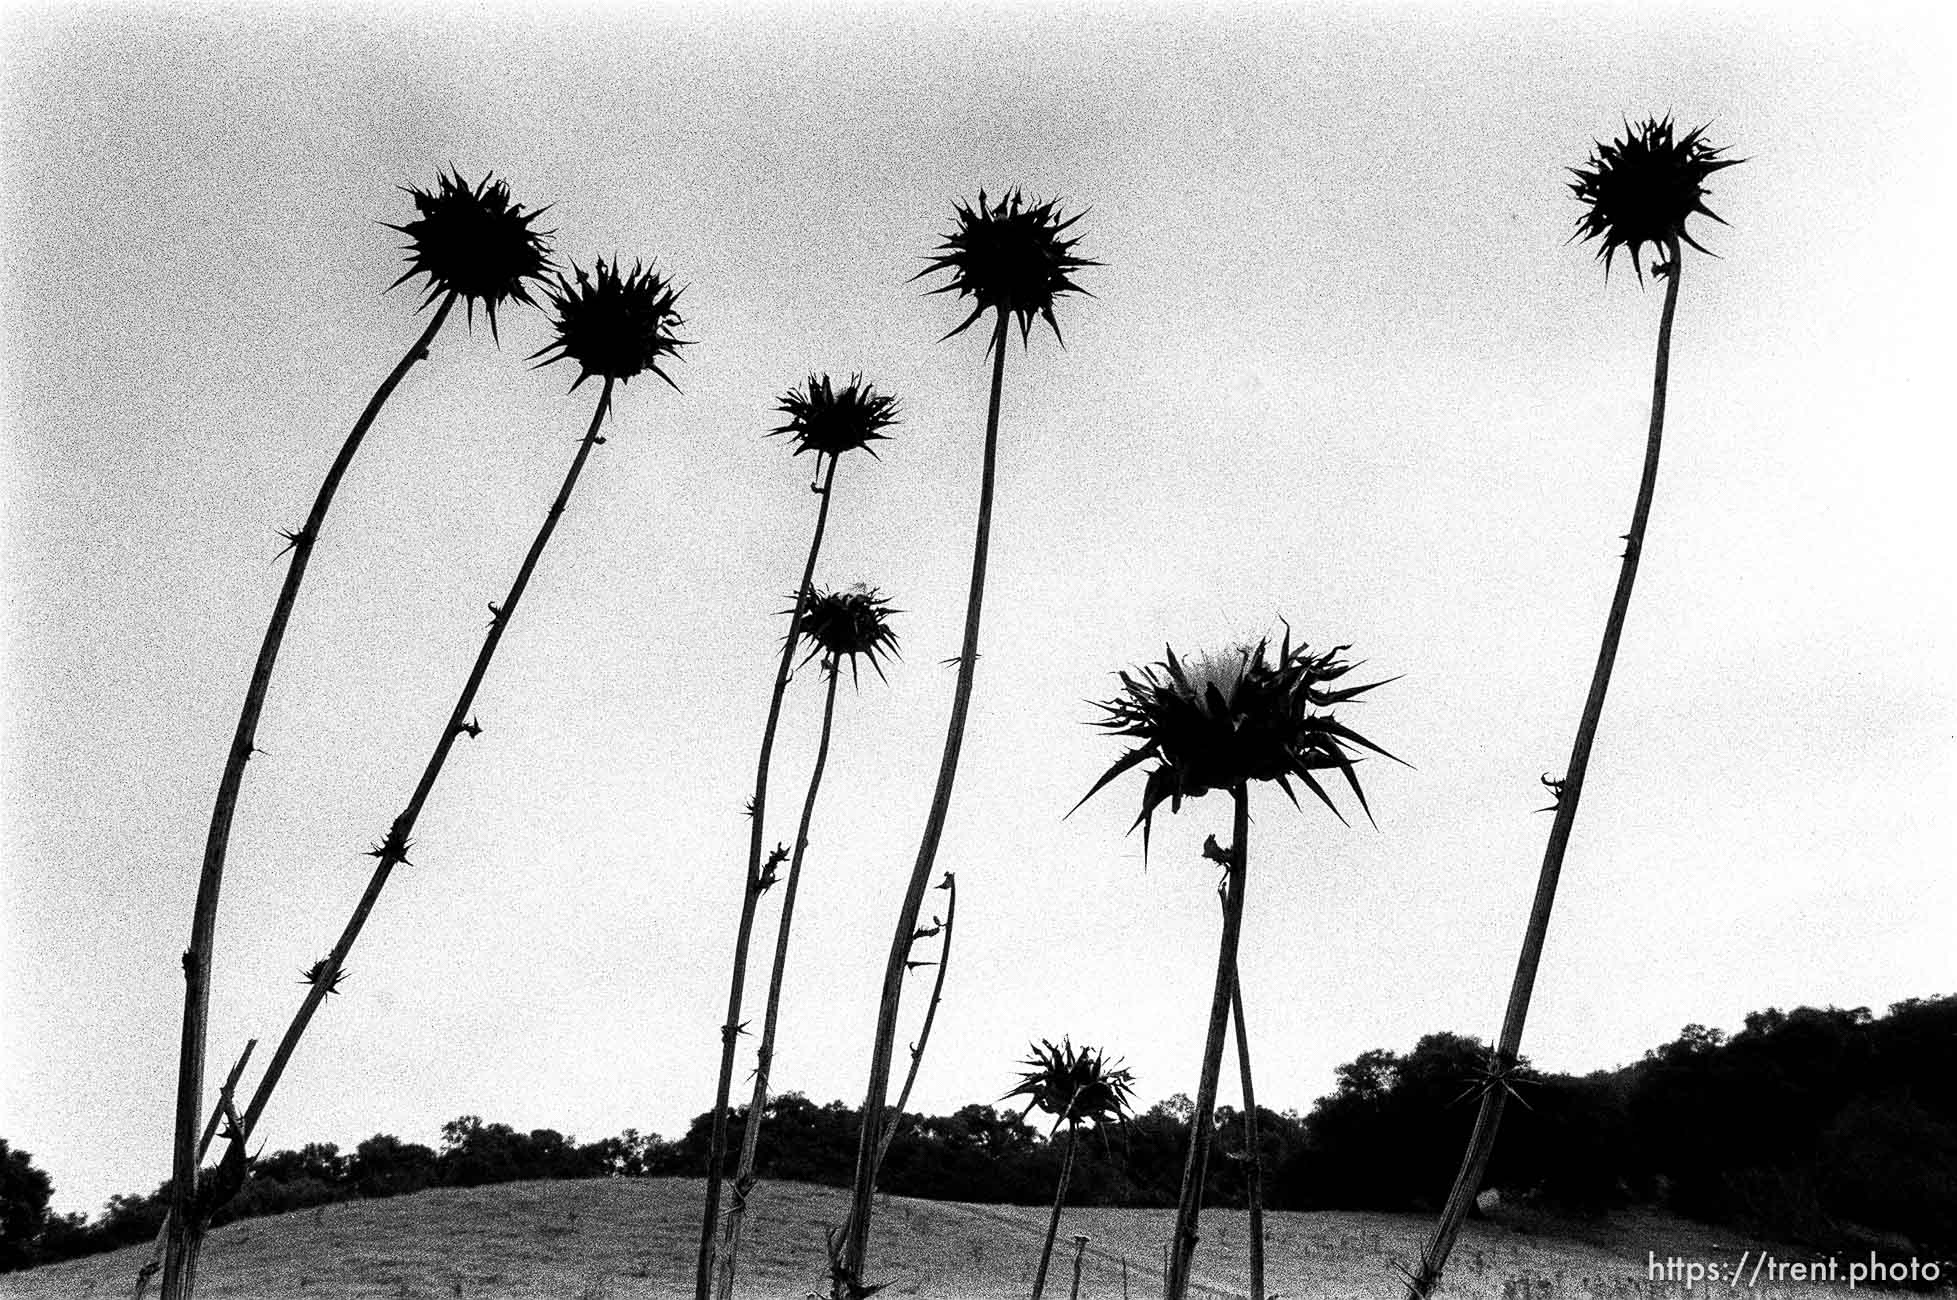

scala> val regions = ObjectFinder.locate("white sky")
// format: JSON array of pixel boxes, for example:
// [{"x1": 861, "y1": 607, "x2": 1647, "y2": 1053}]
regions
[{"x1": 2, "y1": 2, "x2": 1952, "y2": 1219}]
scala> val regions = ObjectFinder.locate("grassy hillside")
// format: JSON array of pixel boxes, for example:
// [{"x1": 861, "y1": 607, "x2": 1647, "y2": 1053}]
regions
[{"x1": 2, "y1": 1178, "x2": 1866, "y2": 1300}]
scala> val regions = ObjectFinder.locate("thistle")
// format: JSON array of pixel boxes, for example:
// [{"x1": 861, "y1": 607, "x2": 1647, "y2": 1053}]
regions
[
  {"x1": 161, "y1": 169, "x2": 553, "y2": 1300},
  {"x1": 1568, "y1": 117, "x2": 1741, "y2": 281},
  {"x1": 202, "y1": 249, "x2": 683, "y2": 1277},
  {"x1": 697, "y1": 376, "x2": 897, "y2": 1300},
  {"x1": 1076, "y1": 631, "x2": 1394, "y2": 1300},
  {"x1": 772, "y1": 373, "x2": 898, "y2": 461},
  {"x1": 837, "y1": 191, "x2": 1094, "y2": 1298},
  {"x1": 798, "y1": 584, "x2": 902, "y2": 685},
  {"x1": 711, "y1": 589, "x2": 902, "y2": 1300},
  {"x1": 531, "y1": 256, "x2": 688, "y2": 390},
  {"x1": 1005, "y1": 1038, "x2": 1135, "y2": 1300},
  {"x1": 388, "y1": 168, "x2": 554, "y2": 338},
  {"x1": 918, "y1": 188, "x2": 1099, "y2": 346},
  {"x1": 1405, "y1": 118, "x2": 1741, "y2": 1300}
]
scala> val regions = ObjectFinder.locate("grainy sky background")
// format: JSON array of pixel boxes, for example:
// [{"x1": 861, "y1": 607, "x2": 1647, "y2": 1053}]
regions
[{"x1": 2, "y1": 1, "x2": 1951, "y2": 1220}]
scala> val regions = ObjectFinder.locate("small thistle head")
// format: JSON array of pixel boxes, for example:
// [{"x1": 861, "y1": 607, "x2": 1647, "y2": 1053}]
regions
[
  {"x1": 1569, "y1": 116, "x2": 1743, "y2": 280},
  {"x1": 531, "y1": 256, "x2": 689, "y2": 392},
  {"x1": 386, "y1": 169, "x2": 554, "y2": 339},
  {"x1": 795, "y1": 584, "x2": 901, "y2": 687},
  {"x1": 772, "y1": 373, "x2": 898, "y2": 461},
  {"x1": 1073, "y1": 626, "x2": 1400, "y2": 854},
  {"x1": 916, "y1": 188, "x2": 1098, "y2": 348},
  {"x1": 1004, "y1": 1037, "x2": 1136, "y2": 1134}
]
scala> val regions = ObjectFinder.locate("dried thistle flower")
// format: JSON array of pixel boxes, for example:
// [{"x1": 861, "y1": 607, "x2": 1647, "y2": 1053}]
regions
[
  {"x1": 915, "y1": 188, "x2": 1098, "y2": 346},
  {"x1": 1005, "y1": 1037, "x2": 1136, "y2": 1134},
  {"x1": 771, "y1": 373, "x2": 899, "y2": 460},
  {"x1": 531, "y1": 256, "x2": 689, "y2": 391},
  {"x1": 796, "y1": 584, "x2": 901, "y2": 686},
  {"x1": 1074, "y1": 629, "x2": 1398, "y2": 853},
  {"x1": 386, "y1": 168, "x2": 554, "y2": 338},
  {"x1": 1569, "y1": 116, "x2": 1743, "y2": 280}
]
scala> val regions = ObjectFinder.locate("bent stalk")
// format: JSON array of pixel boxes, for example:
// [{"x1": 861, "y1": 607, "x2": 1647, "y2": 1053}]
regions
[
  {"x1": 698, "y1": 454, "x2": 841, "y2": 1299},
  {"x1": 715, "y1": 654, "x2": 842, "y2": 1300},
  {"x1": 875, "y1": 872, "x2": 956, "y2": 1176},
  {"x1": 839, "y1": 308, "x2": 1011, "y2": 1291},
  {"x1": 1406, "y1": 239, "x2": 1684, "y2": 1298},
  {"x1": 1166, "y1": 784, "x2": 1251, "y2": 1300},
  {"x1": 1231, "y1": 961, "x2": 1265, "y2": 1300},
  {"x1": 161, "y1": 295, "x2": 456, "y2": 1300},
  {"x1": 223, "y1": 378, "x2": 618, "y2": 1176},
  {"x1": 1031, "y1": 1124, "x2": 1081, "y2": 1300}
]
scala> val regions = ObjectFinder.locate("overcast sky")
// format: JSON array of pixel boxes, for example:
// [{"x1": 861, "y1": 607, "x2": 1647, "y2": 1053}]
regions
[{"x1": 3, "y1": 2, "x2": 1952, "y2": 1219}]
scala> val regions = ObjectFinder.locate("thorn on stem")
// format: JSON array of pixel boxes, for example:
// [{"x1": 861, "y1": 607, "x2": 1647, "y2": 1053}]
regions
[{"x1": 455, "y1": 716, "x2": 483, "y2": 740}]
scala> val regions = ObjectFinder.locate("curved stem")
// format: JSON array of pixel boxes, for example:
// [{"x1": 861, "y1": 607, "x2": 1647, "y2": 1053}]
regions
[
  {"x1": 715, "y1": 656, "x2": 843, "y2": 1300},
  {"x1": 161, "y1": 294, "x2": 456, "y2": 1300},
  {"x1": 838, "y1": 307, "x2": 1011, "y2": 1294},
  {"x1": 697, "y1": 453, "x2": 841, "y2": 1300},
  {"x1": 1167, "y1": 784, "x2": 1250, "y2": 1300},
  {"x1": 228, "y1": 377, "x2": 617, "y2": 1159},
  {"x1": 875, "y1": 872, "x2": 956, "y2": 1176},
  {"x1": 1406, "y1": 240, "x2": 1683, "y2": 1298},
  {"x1": 1226, "y1": 898, "x2": 1265, "y2": 1300},
  {"x1": 1031, "y1": 1123, "x2": 1080, "y2": 1300}
]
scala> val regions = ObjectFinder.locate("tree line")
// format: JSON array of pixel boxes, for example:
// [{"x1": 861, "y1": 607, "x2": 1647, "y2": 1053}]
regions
[{"x1": 7, "y1": 995, "x2": 1949, "y2": 1275}]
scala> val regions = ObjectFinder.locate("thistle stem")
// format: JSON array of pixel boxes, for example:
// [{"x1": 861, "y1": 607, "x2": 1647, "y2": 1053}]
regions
[
  {"x1": 715, "y1": 654, "x2": 843, "y2": 1300},
  {"x1": 876, "y1": 872, "x2": 956, "y2": 1176},
  {"x1": 840, "y1": 307, "x2": 1011, "y2": 1294},
  {"x1": 1166, "y1": 784, "x2": 1250, "y2": 1300},
  {"x1": 1231, "y1": 964, "x2": 1265, "y2": 1300},
  {"x1": 1405, "y1": 239, "x2": 1683, "y2": 1299},
  {"x1": 1031, "y1": 1122, "x2": 1080, "y2": 1300},
  {"x1": 161, "y1": 294, "x2": 456, "y2": 1300},
  {"x1": 698, "y1": 452, "x2": 840, "y2": 1300},
  {"x1": 225, "y1": 377, "x2": 617, "y2": 1173}
]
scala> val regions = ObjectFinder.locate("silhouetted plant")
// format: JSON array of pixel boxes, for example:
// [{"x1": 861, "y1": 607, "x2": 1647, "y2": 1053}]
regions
[
  {"x1": 1076, "y1": 630, "x2": 1395, "y2": 1300},
  {"x1": 1404, "y1": 116, "x2": 1741, "y2": 1299},
  {"x1": 715, "y1": 585, "x2": 900, "y2": 1300},
  {"x1": 202, "y1": 257, "x2": 685, "y2": 1266},
  {"x1": 160, "y1": 168, "x2": 552, "y2": 1300},
  {"x1": 697, "y1": 379, "x2": 897, "y2": 1300},
  {"x1": 837, "y1": 189, "x2": 1095, "y2": 1298},
  {"x1": 1005, "y1": 1038, "x2": 1134, "y2": 1300}
]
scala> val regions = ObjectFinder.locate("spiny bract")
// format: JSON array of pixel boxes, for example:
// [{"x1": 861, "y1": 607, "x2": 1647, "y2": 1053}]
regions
[
  {"x1": 387, "y1": 169, "x2": 554, "y2": 339},
  {"x1": 1570, "y1": 116, "x2": 1743, "y2": 281},
  {"x1": 796, "y1": 584, "x2": 901, "y2": 686},
  {"x1": 773, "y1": 373, "x2": 899, "y2": 459},
  {"x1": 916, "y1": 188, "x2": 1098, "y2": 347},
  {"x1": 1074, "y1": 629, "x2": 1398, "y2": 854},
  {"x1": 1005, "y1": 1037, "x2": 1136, "y2": 1133},
  {"x1": 532, "y1": 257, "x2": 689, "y2": 391}
]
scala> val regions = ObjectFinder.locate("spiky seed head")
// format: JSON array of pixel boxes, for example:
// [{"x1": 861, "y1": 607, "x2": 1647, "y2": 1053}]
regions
[
  {"x1": 915, "y1": 188, "x2": 1099, "y2": 348},
  {"x1": 795, "y1": 583, "x2": 901, "y2": 687},
  {"x1": 1072, "y1": 627, "x2": 1400, "y2": 855},
  {"x1": 772, "y1": 373, "x2": 899, "y2": 460},
  {"x1": 1569, "y1": 116, "x2": 1743, "y2": 281},
  {"x1": 1003, "y1": 1037, "x2": 1136, "y2": 1134},
  {"x1": 531, "y1": 256, "x2": 689, "y2": 392},
  {"x1": 386, "y1": 169, "x2": 554, "y2": 340}
]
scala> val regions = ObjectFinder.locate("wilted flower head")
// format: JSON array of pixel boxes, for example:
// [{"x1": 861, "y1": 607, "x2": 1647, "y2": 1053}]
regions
[
  {"x1": 916, "y1": 188, "x2": 1098, "y2": 347},
  {"x1": 1005, "y1": 1037, "x2": 1135, "y2": 1133},
  {"x1": 1073, "y1": 628, "x2": 1398, "y2": 853},
  {"x1": 1570, "y1": 116, "x2": 1742, "y2": 281},
  {"x1": 531, "y1": 257, "x2": 688, "y2": 391},
  {"x1": 387, "y1": 169, "x2": 554, "y2": 339},
  {"x1": 796, "y1": 583, "x2": 900, "y2": 686},
  {"x1": 772, "y1": 374, "x2": 898, "y2": 460}
]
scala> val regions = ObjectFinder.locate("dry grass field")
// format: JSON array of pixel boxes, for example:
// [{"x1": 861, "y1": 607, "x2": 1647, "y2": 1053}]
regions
[{"x1": 1, "y1": 1179, "x2": 1873, "y2": 1300}]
